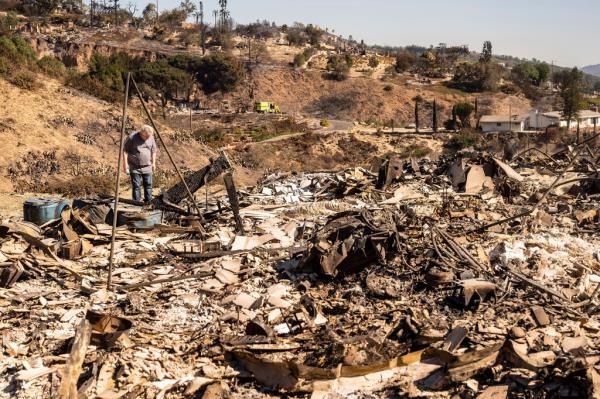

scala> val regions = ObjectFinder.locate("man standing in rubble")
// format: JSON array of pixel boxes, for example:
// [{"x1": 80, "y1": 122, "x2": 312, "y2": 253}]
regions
[{"x1": 123, "y1": 125, "x2": 157, "y2": 202}]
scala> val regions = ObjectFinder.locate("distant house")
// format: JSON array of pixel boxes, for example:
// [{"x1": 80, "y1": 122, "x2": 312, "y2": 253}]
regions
[
  {"x1": 479, "y1": 114, "x2": 529, "y2": 133},
  {"x1": 529, "y1": 110, "x2": 600, "y2": 129},
  {"x1": 478, "y1": 109, "x2": 600, "y2": 133}
]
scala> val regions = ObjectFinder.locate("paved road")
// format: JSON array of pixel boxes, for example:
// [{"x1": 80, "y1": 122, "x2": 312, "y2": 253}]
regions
[
  {"x1": 323, "y1": 120, "x2": 355, "y2": 131},
  {"x1": 257, "y1": 119, "x2": 355, "y2": 144}
]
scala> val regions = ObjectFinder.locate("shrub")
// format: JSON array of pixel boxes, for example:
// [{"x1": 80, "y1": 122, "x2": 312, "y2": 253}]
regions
[
  {"x1": 37, "y1": 55, "x2": 66, "y2": 78},
  {"x1": 286, "y1": 29, "x2": 306, "y2": 46},
  {"x1": 193, "y1": 128, "x2": 225, "y2": 143},
  {"x1": 88, "y1": 53, "x2": 127, "y2": 92},
  {"x1": 12, "y1": 35, "x2": 35, "y2": 61},
  {"x1": 395, "y1": 51, "x2": 416, "y2": 72},
  {"x1": 325, "y1": 53, "x2": 352, "y2": 81},
  {"x1": 451, "y1": 62, "x2": 503, "y2": 92},
  {"x1": 293, "y1": 53, "x2": 306, "y2": 67},
  {"x1": 320, "y1": 119, "x2": 330, "y2": 127},
  {"x1": 305, "y1": 24, "x2": 322, "y2": 46},
  {"x1": 0, "y1": 56, "x2": 11, "y2": 74},
  {"x1": 65, "y1": 71, "x2": 122, "y2": 102},
  {"x1": 0, "y1": 35, "x2": 18, "y2": 63},
  {"x1": 10, "y1": 70, "x2": 40, "y2": 90},
  {"x1": 453, "y1": 129, "x2": 480, "y2": 149},
  {"x1": 293, "y1": 47, "x2": 317, "y2": 67},
  {"x1": 383, "y1": 84, "x2": 393, "y2": 92},
  {"x1": 368, "y1": 56, "x2": 379, "y2": 68},
  {"x1": 0, "y1": 12, "x2": 19, "y2": 35},
  {"x1": 454, "y1": 102, "x2": 475, "y2": 127}
]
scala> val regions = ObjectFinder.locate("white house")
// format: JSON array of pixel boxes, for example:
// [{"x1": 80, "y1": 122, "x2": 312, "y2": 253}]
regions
[
  {"x1": 529, "y1": 110, "x2": 600, "y2": 129},
  {"x1": 479, "y1": 114, "x2": 529, "y2": 133}
]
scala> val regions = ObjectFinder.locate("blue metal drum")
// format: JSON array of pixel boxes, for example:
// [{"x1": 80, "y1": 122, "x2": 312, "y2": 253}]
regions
[{"x1": 23, "y1": 198, "x2": 70, "y2": 225}]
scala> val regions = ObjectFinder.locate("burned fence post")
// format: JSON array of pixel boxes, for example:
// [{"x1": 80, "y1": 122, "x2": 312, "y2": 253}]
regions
[
  {"x1": 107, "y1": 72, "x2": 130, "y2": 291},
  {"x1": 432, "y1": 99, "x2": 438, "y2": 133},
  {"x1": 223, "y1": 172, "x2": 245, "y2": 235}
]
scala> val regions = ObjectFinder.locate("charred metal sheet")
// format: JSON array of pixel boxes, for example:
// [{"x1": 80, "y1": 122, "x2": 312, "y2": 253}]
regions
[
  {"x1": 376, "y1": 156, "x2": 404, "y2": 189},
  {"x1": 298, "y1": 210, "x2": 403, "y2": 277}
]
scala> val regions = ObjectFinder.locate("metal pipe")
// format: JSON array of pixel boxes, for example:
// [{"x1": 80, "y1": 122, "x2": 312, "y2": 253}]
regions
[
  {"x1": 130, "y1": 76, "x2": 203, "y2": 218},
  {"x1": 107, "y1": 72, "x2": 131, "y2": 291}
]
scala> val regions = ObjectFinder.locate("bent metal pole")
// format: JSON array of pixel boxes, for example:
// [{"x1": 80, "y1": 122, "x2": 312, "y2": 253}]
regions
[
  {"x1": 129, "y1": 77, "x2": 203, "y2": 217},
  {"x1": 107, "y1": 72, "x2": 131, "y2": 291}
]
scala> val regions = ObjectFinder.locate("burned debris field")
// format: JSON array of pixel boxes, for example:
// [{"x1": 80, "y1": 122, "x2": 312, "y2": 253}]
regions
[
  {"x1": 3, "y1": 137, "x2": 600, "y2": 398},
  {"x1": 3, "y1": 0, "x2": 600, "y2": 398}
]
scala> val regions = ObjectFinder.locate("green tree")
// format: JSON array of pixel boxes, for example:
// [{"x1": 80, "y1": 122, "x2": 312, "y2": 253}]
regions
[
  {"x1": 513, "y1": 63, "x2": 539, "y2": 84},
  {"x1": 304, "y1": 24, "x2": 322, "y2": 46},
  {"x1": 142, "y1": 3, "x2": 157, "y2": 22},
  {"x1": 199, "y1": 53, "x2": 243, "y2": 94},
  {"x1": 19, "y1": 0, "x2": 59, "y2": 16},
  {"x1": 179, "y1": 0, "x2": 196, "y2": 17},
  {"x1": 135, "y1": 59, "x2": 190, "y2": 118},
  {"x1": 286, "y1": 28, "x2": 306, "y2": 46},
  {"x1": 553, "y1": 67, "x2": 584, "y2": 134},
  {"x1": 452, "y1": 62, "x2": 502, "y2": 92},
  {"x1": 479, "y1": 40, "x2": 492, "y2": 64},
  {"x1": 535, "y1": 63, "x2": 550, "y2": 85},
  {"x1": 513, "y1": 62, "x2": 550, "y2": 87},
  {"x1": 157, "y1": 8, "x2": 187, "y2": 28},
  {"x1": 455, "y1": 101, "x2": 475, "y2": 127},
  {"x1": 88, "y1": 52, "x2": 143, "y2": 93},
  {"x1": 413, "y1": 95, "x2": 423, "y2": 133}
]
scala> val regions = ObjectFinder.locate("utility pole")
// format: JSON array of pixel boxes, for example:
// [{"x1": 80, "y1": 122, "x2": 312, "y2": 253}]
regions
[
  {"x1": 213, "y1": 9, "x2": 218, "y2": 29},
  {"x1": 199, "y1": 1, "x2": 205, "y2": 55},
  {"x1": 248, "y1": 37, "x2": 251, "y2": 64},
  {"x1": 550, "y1": 60, "x2": 555, "y2": 90},
  {"x1": 113, "y1": 0, "x2": 119, "y2": 26},
  {"x1": 90, "y1": 0, "x2": 94, "y2": 26}
]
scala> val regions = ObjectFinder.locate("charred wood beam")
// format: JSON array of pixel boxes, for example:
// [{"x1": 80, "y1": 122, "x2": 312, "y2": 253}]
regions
[{"x1": 156, "y1": 152, "x2": 232, "y2": 206}]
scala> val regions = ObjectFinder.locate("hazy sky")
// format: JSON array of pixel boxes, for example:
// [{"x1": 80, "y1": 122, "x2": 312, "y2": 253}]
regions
[{"x1": 127, "y1": 0, "x2": 600, "y2": 67}]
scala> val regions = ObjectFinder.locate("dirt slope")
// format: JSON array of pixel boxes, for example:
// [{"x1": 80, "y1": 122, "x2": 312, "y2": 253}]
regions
[
  {"x1": 0, "y1": 77, "x2": 224, "y2": 192},
  {"x1": 243, "y1": 66, "x2": 531, "y2": 124}
]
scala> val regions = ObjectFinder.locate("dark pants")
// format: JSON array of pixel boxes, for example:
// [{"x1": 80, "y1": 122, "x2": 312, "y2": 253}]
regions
[{"x1": 131, "y1": 172, "x2": 153, "y2": 202}]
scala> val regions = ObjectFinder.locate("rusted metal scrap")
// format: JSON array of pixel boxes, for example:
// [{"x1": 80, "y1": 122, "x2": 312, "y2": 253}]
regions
[
  {"x1": 376, "y1": 155, "x2": 404, "y2": 189},
  {"x1": 297, "y1": 209, "x2": 404, "y2": 277}
]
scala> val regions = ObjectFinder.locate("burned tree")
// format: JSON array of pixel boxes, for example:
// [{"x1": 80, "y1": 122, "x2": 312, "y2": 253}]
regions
[
  {"x1": 413, "y1": 95, "x2": 423, "y2": 133},
  {"x1": 432, "y1": 98, "x2": 438, "y2": 133}
]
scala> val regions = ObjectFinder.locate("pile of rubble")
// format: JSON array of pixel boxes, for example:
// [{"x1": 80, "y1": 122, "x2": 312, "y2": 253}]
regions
[{"x1": 2, "y1": 143, "x2": 600, "y2": 398}]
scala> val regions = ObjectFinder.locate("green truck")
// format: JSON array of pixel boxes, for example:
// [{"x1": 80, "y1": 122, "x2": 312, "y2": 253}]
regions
[{"x1": 254, "y1": 102, "x2": 281, "y2": 114}]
